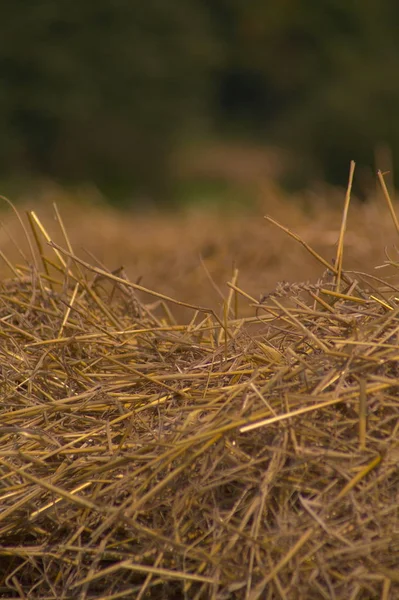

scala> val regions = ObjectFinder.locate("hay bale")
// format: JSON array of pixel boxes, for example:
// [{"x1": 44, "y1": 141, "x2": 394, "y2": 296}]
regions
[{"x1": 0, "y1": 203, "x2": 398, "y2": 599}]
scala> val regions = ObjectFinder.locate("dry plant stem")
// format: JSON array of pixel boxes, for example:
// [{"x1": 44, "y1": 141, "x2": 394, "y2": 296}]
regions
[
  {"x1": 199, "y1": 254, "x2": 225, "y2": 302},
  {"x1": 358, "y1": 377, "x2": 367, "y2": 450},
  {"x1": 264, "y1": 214, "x2": 367, "y2": 298},
  {"x1": 227, "y1": 281, "x2": 259, "y2": 304},
  {"x1": 264, "y1": 214, "x2": 337, "y2": 274},
  {"x1": 249, "y1": 528, "x2": 315, "y2": 600},
  {"x1": 26, "y1": 211, "x2": 51, "y2": 282},
  {"x1": 335, "y1": 160, "x2": 355, "y2": 291},
  {"x1": 239, "y1": 395, "x2": 346, "y2": 433},
  {"x1": 378, "y1": 169, "x2": 399, "y2": 235},
  {"x1": 0, "y1": 195, "x2": 38, "y2": 268},
  {"x1": 218, "y1": 267, "x2": 239, "y2": 346},
  {"x1": 53, "y1": 201, "x2": 88, "y2": 286},
  {"x1": 0, "y1": 248, "x2": 22, "y2": 277},
  {"x1": 49, "y1": 240, "x2": 219, "y2": 317},
  {"x1": 30, "y1": 210, "x2": 69, "y2": 272}
]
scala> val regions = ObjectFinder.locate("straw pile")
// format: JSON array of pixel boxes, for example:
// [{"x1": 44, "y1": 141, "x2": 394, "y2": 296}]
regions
[{"x1": 0, "y1": 178, "x2": 398, "y2": 599}]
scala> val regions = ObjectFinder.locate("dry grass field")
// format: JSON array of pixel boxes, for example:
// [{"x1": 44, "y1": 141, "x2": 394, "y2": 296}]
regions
[{"x1": 0, "y1": 180, "x2": 397, "y2": 317}]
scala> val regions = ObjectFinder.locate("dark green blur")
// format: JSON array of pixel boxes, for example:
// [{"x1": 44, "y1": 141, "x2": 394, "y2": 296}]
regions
[{"x1": 1, "y1": 1, "x2": 398, "y2": 202}]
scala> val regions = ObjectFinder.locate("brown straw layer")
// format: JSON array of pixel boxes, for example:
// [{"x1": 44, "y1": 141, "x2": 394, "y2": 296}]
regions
[{"x1": 0, "y1": 184, "x2": 398, "y2": 599}]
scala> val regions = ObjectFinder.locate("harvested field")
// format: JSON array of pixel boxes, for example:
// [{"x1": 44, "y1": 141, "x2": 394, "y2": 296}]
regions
[
  {"x1": 0, "y1": 180, "x2": 398, "y2": 318},
  {"x1": 0, "y1": 173, "x2": 398, "y2": 599}
]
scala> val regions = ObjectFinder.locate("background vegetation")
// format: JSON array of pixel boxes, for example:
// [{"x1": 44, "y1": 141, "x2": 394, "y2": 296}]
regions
[{"x1": 1, "y1": 1, "x2": 399, "y2": 201}]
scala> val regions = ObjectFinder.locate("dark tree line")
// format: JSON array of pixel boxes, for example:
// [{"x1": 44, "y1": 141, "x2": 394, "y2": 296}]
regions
[{"x1": 1, "y1": 0, "x2": 399, "y2": 197}]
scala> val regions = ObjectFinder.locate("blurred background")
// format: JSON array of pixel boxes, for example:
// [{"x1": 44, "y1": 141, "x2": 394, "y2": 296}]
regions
[
  {"x1": 1, "y1": 0, "x2": 399, "y2": 206},
  {"x1": 2, "y1": 1, "x2": 399, "y2": 318}
]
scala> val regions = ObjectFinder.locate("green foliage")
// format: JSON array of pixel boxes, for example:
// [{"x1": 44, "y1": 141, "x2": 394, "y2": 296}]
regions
[
  {"x1": 0, "y1": 0, "x2": 219, "y2": 197},
  {"x1": 2, "y1": 0, "x2": 399, "y2": 196},
  {"x1": 209, "y1": 0, "x2": 399, "y2": 186}
]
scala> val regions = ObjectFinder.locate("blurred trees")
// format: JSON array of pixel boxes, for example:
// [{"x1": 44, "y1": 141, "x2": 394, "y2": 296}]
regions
[
  {"x1": 0, "y1": 0, "x2": 219, "y2": 197},
  {"x1": 1, "y1": 0, "x2": 399, "y2": 197},
  {"x1": 209, "y1": 0, "x2": 399, "y2": 187}
]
